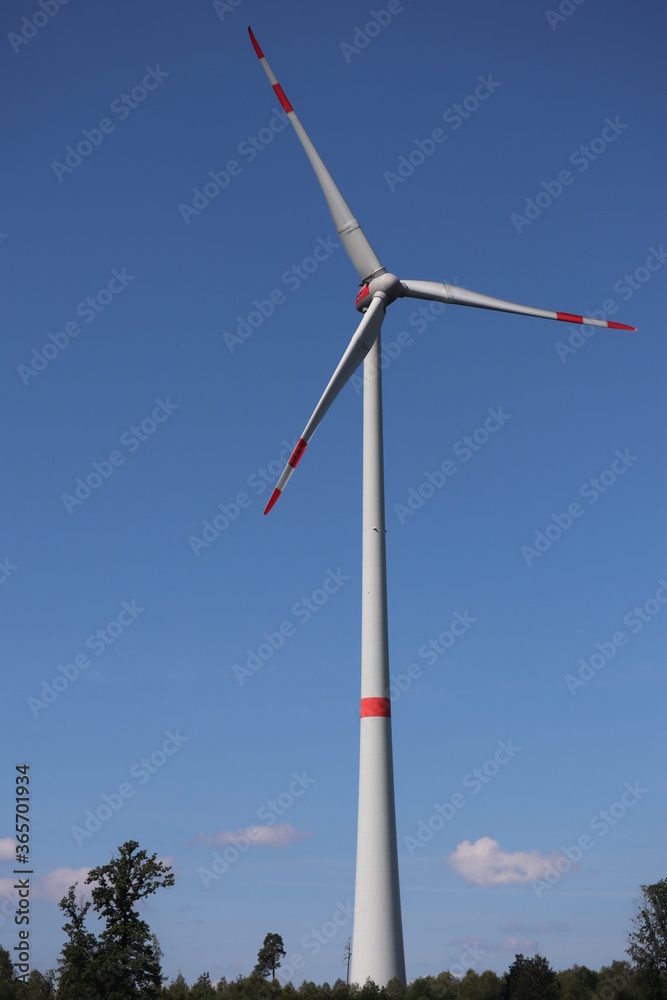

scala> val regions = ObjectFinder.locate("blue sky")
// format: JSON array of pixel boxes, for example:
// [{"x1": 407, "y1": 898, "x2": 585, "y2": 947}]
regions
[{"x1": 2, "y1": 0, "x2": 665, "y2": 987}]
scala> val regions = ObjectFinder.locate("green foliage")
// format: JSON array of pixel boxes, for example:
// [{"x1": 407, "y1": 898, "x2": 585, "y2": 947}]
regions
[
  {"x1": 56, "y1": 885, "x2": 99, "y2": 1000},
  {"x1": 594, "y1": 960, "x2": 637, "y2": 999},
  {"x1": 502, "y1": 953, "x2": 560, "y2": 999},
  {"x1": 556, "y1": 964, "x2": 597, "y2": 1000},
  {"x1": 190, "y1": 972, "x2": 217, "y2": 999},
  {"x1": 0, "y1": 945, "x2": 21, "y2": 1000},
  {"x1": 627, "y1": 876, "x2": 667, "y2": 995},
  {"x1": 164, "y1": 972, "x2": 191, "y2": 998},
  {"x1": 56, "y1": 840, "x2": 173, "y2": 1000},
  {"x1": 84, "y1": 839, "x2": 173, "y2": 999},
  {"x1": 18, "y1": 969, "x2": 56, "y2": 999},
  {"x1": 255, "y1": 935, "x2": 287, "y2": 982}
]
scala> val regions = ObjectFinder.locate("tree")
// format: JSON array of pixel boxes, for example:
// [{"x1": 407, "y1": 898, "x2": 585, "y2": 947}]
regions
[
  {"x1": 0, "y1": 945, "x2": 20, "y2": 1000},
  {"x1": 191, "y1": 972, "x2": 217, "y2": 999},
  {"x1": 56, "y1": 885, "x2": 99, "y2": 1000},
  {"x1": 163, "y1": 971, "x2": 190, "y2": 998},
  {"x1": 627, "y1": 877, "x2": 667, "y2": 993},
  {"x1": 502, "y1": 954, "x2": 560, "y2": 999},
  {"x1": 84, "y1": 840, "x2": 173, "y2": 999},
  {"x1": 18, "y1": 970, "x2": 56, "y2": 999},
  {"x1": 595, "y1": 961, "x2": 636, "y2": 999},
  {"x1": 255, "y1": 935, "x2": 286, "y2": 982},
  {"x1": 556, "y1": 964, "x2": 597, "y2": 1000}
]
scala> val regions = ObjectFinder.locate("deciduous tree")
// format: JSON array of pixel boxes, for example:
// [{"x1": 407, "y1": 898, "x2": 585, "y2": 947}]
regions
[
  {"x1": 85, "y1": 839, "x2": 173, "y2": 999},
  {"x1": 627, "y1": 877, "x2": 667, "y2": 983}
]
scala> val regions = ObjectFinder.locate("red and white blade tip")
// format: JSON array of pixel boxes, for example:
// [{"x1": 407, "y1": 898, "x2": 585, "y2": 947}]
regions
[
  {"x1": 263, "y1": 438, "x2": 308, "y2": 515},
  {"x1": 248, "y1": 26, "x2": 263, "y2": 58},
  {"x1": 555, "y1": 311, "x2": 636, "y2": 331},
  {"x1": 248, "y1": 26, "x2": 293, "y2": 115}
]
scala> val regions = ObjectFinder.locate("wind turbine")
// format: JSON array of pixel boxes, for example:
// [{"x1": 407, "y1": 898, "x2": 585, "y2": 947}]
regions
[{"x1": 248, "y1": 27, "x2": 635, "y2": 987}]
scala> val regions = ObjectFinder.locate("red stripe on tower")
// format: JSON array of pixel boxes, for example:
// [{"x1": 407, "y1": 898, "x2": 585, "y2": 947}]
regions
[
  {"x1": 289, "y1": 438, "x2": 307, "y2": 468},
  {"x1": 361, "y1": 697, "x2": 391, "y2": 718},
  {"x1": 557, "y1": 312, "x2": 583, "y2": 324},
  {"x1": 273, "y1": 84, "x2": 293, "y2": 114}
]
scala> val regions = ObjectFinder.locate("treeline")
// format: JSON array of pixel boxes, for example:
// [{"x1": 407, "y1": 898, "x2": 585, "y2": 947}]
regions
[
  {"x1": 0, "y1": 841, "x2": 664, "y2": 999},
  {"x1": 1, "y1": 956, "x2": 666, "y2": 999},
  {"x1": 163, "y1": 960, "x2": 667, "y2": 999}
]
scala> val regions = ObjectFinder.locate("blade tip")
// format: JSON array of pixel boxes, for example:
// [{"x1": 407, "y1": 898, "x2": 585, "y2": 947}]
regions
[
  {"x1": 248, "y1": 26, "x2": 263, "y2": 58},
  {"x1": 264, "y1": 488, "x2": 281, "y2": 515}
]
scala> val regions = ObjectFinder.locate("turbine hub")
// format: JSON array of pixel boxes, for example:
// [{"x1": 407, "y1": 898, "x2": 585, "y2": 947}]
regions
[{"x1": 355, "y1": 272, "x2": 404, "y2": 312}]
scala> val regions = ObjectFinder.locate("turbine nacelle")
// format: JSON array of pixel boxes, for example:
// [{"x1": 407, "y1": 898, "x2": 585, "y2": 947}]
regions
[{"x1": 355, "y1": 273, "x2": 405, "y2": 312}]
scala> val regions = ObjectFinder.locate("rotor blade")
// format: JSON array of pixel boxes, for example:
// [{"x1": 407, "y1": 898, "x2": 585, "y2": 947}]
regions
[
  {"x1": 399, "y1": 280, "x2": 636, "y2": 330},
  {"x1": 264, "y1": 295, "x2": 386, "y2": 514},
  {"x1": 248, "y1": 27, "x2": 384, "y2": 284}
]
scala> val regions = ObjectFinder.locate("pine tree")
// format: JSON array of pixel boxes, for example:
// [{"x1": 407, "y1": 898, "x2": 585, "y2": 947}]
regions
[
  {"x1": 255, "y1": 935, "x2": 286, "y2": 982},
  {"x1": 163, "y1": 971, "x2": 190, "y2": 998},
  {"x1": 191, "y1": 972, "x2": 217, "y2": 998}
]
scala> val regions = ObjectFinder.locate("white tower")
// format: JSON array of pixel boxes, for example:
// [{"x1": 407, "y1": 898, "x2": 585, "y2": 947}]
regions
[{"x1": 351, "y1": 335, "x2": 406, "y2": 986}]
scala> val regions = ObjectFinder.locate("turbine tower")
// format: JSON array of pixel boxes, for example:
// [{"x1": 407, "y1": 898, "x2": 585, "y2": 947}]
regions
[{"x1": 247, "y1": 27, "x2": 635, "y2": 987}]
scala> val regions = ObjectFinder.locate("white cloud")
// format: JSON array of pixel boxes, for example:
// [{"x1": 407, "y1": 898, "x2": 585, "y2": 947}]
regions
[
  {"x1": 0, "y1": 838, "x2": 15, "y2": 861},
  {"x1": 447, "y1": 836, "x2": 560, "y2": 887},
  {"x1": 33, "y1": 867, "x2": 91, "y2": 903},
  {"x1": 0, "y1": 877, "x2": 16, "y2": 899},
  {"x1": 501, "y1": 920, "x2": 568, "y2": 934},
  {"x1": 197, "y1": 823, "x2": 311, "y2": 849},
  {"x1": 498, "y1": 936, "x2": 537, "y2": 952},
  {"x1": 0, "y1": 868, "x2": 92, "y2": 907}
]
